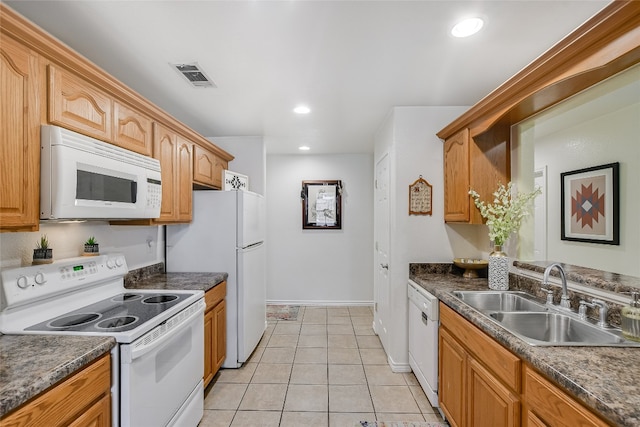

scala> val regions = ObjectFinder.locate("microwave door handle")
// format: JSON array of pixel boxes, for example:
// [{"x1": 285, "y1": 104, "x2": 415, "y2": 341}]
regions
[{"x1": 132, "y1": 181, "x2": 137, "y2": 203}]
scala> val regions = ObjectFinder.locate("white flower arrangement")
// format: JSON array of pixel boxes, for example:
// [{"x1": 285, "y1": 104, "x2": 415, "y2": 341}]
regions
[{"x1": 468, "y1": 182, "x2": 541, "y2": 246}]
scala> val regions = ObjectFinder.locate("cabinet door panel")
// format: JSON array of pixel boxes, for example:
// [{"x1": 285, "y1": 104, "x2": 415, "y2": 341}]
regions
[
  {"x1": 177, "y1": 137, "x2": 193, "y2": 221},
  {"x1": 214, "y1": 300, "x2": 227, "y2": 372},
  {"x1": 67, "y1": 394, "x2": 111, "y2": 427},
  {"x1": 439, "y1": 328, "x2": 466, "y2": 427},
  {"x1": 113, "y1": 101, "x2": 152, "y2": 156},
  {"x1": 154, "y1": 124, "x2": 177, "y2": 221},
  {"x1": 204, "y1": 309, "x2": 214, "y2": 387},
  {"x1": 0, "y1": 36, "x2": 39, "y2": 231},
  {"x1": 48, "y1": 65, "x2": 111, "y2": 140},
  {"x1": 443, "y1": 128, "x2": 470, "y2": 222},
  {"x1": 468, "y1": 358, "x2": 520, "y2": 427}
]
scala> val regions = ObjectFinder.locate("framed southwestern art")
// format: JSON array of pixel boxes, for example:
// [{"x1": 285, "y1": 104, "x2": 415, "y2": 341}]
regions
[
  {"x1": 560, "y1": 162, "x2": 619, "y2": 245},
  {"x1": 301, "y1": 180, "x2": 342, "y2": 229}
]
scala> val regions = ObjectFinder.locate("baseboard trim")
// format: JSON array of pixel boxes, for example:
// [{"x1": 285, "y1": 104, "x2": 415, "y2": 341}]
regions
[
  {"x1": 266, "y1": 300, "x2": 374, "y2": 307},
  {"x1": 388, "y1": 355, "x2": 411, "y2": 373}
]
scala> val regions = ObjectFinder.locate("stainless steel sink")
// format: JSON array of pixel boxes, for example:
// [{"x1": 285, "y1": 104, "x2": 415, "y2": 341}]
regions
[
  {"x1": 451, "y1": 290, "x2": 640, "y2": 347},
  {"x1": 489, "y1": 312, "x2": 628, "y2": 346},
  {"x1": 452, "y1": 291, "x2": 547, "y2": 313}
]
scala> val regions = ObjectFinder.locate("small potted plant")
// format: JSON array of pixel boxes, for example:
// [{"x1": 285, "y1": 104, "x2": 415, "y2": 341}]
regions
[
  {"x1": 33, "y1": 234, "x2": 53, "y2": 264},
  {"x1": 83, "y1": 236, "x2": 100, "y2": 256}
]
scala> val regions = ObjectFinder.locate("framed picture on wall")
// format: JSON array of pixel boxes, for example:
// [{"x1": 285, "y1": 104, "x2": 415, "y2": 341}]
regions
[
  {"x1": 301, "y1": 180, "x2": 342, "y2": 229},
  {"x1": 561, "y1": 162, "x2": 619, "y2": 245}
]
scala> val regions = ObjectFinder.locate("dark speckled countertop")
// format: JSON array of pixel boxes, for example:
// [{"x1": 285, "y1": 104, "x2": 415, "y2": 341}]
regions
[
  {"x1": 123, "y1": 262, "x2": 227, "y2": 292},
  {"x1": 410, "y1": 266, "x2": 640, "y2": 427},
  {"x1": 0, "y1": 335, "x2": 115, "y2": 417}
]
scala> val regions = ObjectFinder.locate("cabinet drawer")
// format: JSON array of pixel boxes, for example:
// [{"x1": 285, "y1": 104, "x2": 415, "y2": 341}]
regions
[
  {"x1": 205, "y1": 281, "x2": 227, "y2": 310},
  {"x1": 441, "y1": 303, "x2": 521, "y2": 392},
  {"x1": 524, "y1": 367, "x2": 609, "y2": 427}
]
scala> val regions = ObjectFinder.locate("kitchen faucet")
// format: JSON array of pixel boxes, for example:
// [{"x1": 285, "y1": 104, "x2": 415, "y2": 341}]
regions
[{"x1": 542, "y1": 263, "x2": 571, "y2": 310}]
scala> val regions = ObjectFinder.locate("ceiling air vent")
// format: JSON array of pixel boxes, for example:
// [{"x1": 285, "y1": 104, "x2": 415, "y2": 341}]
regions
[{"x1": 172, "y1": 62, "x2": 216, "y2": 88}]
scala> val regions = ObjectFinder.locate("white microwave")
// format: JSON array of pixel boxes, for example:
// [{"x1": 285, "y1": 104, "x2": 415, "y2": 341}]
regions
[{"x1": 40, "y1": 125, "x2": 162, "y2": 220}]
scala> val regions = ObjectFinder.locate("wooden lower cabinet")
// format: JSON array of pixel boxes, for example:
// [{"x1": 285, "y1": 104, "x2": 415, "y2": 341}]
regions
[
  {"x1": 468, "y1": 358, "x2": 520, "y2": 427},
  {"x1": 204, "y1": 281, "x2": 227, "y2": 388},
  {"x1": 1, "y1": 354, "x2": 111, "y2": 427},
  {"x1": 523, "y1": 367, "x2": 609, "y2": 427},
  {"x1": 439, "y1": 328, "x2": 467, "y2": 427},
  {"x1": 439, "y1": 303, "x2": 611, "y2": 427}
]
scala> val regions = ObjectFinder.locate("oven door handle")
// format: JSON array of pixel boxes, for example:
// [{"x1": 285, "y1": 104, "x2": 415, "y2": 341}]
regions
[{"x1": 122, "y1": 299, "x2": 205, "y2": 363}]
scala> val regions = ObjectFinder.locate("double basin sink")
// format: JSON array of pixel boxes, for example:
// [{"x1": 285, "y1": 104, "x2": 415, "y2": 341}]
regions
[{"x1": 452, "y1": 291, "x2": 640, "y2": 347}]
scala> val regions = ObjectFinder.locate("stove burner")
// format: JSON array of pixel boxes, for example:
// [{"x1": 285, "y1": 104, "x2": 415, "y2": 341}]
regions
[
  {"x1": 48, "y1": 312, "x2": 101, "y2": 328},
  {"x1": 111, "y1": 293, "x2": 143, "y2": 302},
  {"x1": 96, "y1": 316, "x2": 139, "y2": 330},
  {"x1": 143, "y1": 295, "x2": 179, "y2": 304}
]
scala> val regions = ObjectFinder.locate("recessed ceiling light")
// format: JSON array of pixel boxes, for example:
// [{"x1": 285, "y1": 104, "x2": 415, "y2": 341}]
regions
[
  {"x1": 299, "y1": 146, "x2": 311, "y2": 151},
  {"x1": 451, "y1": 17, "x2": 484, "y2": 38},
  {"x1": 294, "y1": 105, "x2": 311, "y2": 114}
]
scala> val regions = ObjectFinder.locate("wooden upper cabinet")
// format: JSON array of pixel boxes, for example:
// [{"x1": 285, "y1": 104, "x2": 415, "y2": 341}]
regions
[
  {"x1": 443, "y1": 128, "x2": 470, "y2": 222},
  {"x1": 154, "y1": 123, "x2": 178, "y2": 221},
  {"x1": 177, "y1": 136, "x2": 193, "y2": 222},
  {"x1": 153, "y1": 124, "x2": 193, "y2": 223},
  {"x1": 0, "y1": 35, "x2": 40, "y2": 232},
  {"x1": 443, "y1": 125, "x2": 510, "y2": 224},
  {"x1": 113, "y1": 101, "x2": 153, "y2": 156},
  {"x1": 193, "y1": 144, "x2": 228, "y2": 189},
  {"x1": 48, "y1": 65, "x2": 112, "y2": 141}
]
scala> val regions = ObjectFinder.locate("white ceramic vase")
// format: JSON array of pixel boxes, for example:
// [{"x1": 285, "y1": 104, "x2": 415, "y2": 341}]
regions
[{"x1": 488, "y1": 245, "x2": 509, "y2": 290}]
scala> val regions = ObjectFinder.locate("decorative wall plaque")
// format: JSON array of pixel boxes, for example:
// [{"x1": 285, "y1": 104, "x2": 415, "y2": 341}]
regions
[
  {"x1": 224, "y1": 170, "x2": 249, "y2": 191},
  {"x1": 409, "y1": 176, "x2": 432, "y2": 215}
]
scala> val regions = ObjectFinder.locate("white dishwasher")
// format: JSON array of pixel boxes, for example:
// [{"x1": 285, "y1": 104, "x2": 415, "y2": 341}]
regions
[{"x1": 408, "y1": 280, "x2": 440, "y2": 411}]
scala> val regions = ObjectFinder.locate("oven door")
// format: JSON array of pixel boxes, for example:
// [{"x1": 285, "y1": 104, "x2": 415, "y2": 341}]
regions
[{"x1": 119, "y1": 300, "x2": 205, "y2": 427}]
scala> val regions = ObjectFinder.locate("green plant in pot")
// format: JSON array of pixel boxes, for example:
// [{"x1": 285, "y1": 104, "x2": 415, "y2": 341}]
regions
[
  {"x1": 33, "y1": 234, "x2": 53, "y2": 264},
  {"x1": 84, "y1": 236, "x2": 100, "y2": 255}
]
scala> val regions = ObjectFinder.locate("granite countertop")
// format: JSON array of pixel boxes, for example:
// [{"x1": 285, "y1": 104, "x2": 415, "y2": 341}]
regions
[
  {"x1": 125, "y1": 271, "x2": 227, "y2": 292},
  {"x1": 410, "y1": 271, "x2": 640, "y2": 427},
  {"x1": 0, "y1": 335, "x2": 115, "y2": 417}
]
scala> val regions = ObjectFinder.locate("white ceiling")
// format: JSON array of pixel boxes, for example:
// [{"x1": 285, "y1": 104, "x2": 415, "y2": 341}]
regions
[{"x1": 6, "y1": 0, "x2": 610, "y2": 154}]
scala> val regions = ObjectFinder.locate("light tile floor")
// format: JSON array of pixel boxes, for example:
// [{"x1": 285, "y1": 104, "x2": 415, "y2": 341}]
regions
[{"x1": 199, "y1": 306, "x2": 446, "y2": 427}]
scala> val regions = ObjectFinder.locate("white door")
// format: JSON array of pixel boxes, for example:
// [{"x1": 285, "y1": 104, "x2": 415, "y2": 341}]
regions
[{"x1": 374, "y1": 153, "x2": 390, "y2": 352}]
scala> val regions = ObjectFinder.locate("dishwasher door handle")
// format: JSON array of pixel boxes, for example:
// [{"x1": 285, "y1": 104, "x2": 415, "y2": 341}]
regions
[{"x1": 421, "y1": 311, "x2": 429, "y2": 325}]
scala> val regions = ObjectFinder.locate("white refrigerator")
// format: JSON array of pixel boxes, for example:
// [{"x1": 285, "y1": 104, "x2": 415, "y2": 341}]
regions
[{"x1": 166, "y1": 190, "x2": 266, "y2": 368}]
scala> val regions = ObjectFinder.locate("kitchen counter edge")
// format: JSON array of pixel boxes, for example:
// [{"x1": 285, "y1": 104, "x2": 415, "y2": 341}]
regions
[
  {"x1": 0, "y1": 335, "x2": 115, "y2": 417},
  {"x1": 410, "y1": 272, "x2": 640, "y2": 427}
]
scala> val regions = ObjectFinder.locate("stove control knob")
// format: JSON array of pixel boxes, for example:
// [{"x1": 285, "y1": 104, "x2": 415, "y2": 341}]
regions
[
  {"x1": 34, "y1": 272, "x2": 46, "y2": 285},
  {"x1": 115, "y1": 257, "x2": 124, "y2": 267},
  {"x1": 17, "y1": 275, "x2": 29, "y2": 289},
  {"x1": 106, "y1": 259, "x2": 115, "y2": 269}
]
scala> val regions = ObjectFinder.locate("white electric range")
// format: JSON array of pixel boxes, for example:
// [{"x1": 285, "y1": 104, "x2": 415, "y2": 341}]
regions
[{"x1": 0, "y1": 254, "x2": 205, "y2": 427}]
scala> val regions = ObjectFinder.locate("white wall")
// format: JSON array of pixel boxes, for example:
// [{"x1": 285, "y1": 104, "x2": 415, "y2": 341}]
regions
[
  {"x1": 209, "y1": 136, "x2": 266, "y2": 195},
  {"x1": 373, "y1": 106, "x2": 477, "y2": 370},
  {"x1": 0, "y1": 222, "x2": 163, "y2": 270},
  {"x1": 266, "y1": 154, "x2": 373, "y2": 304}
]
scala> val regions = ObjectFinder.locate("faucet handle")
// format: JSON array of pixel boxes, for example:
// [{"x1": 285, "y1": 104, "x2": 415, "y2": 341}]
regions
[
  {"x1": 591, "y1": 298, "x2": 609, "y2": 328},
  {"x1": 541, "y1": 287, "x2": 554, "y2": 305}
]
